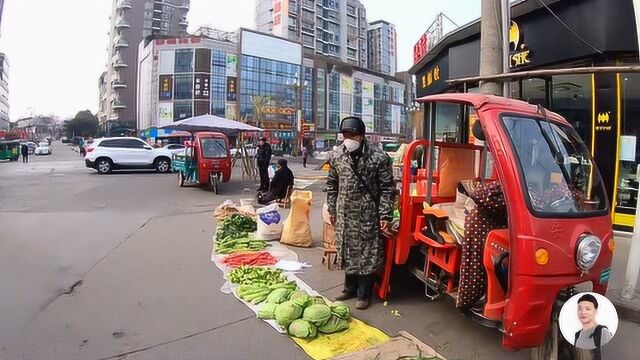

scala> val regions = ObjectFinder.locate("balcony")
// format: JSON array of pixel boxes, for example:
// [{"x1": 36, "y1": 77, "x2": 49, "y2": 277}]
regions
[
  {"x1": 113, "y1": 35, "x2": 129, "y2": 49},
  {"x1": 178, "y1": 2, "x2": 190, "y2": 10},
  {"x1": 114, "y1": 17, "x2": 130, "y2": 29},
  {"x1": 112, "y1": 80, "x2": 127, "y2": 89},
  {"x1": 112, "y1": 98, "x2": 127, "y2": 110},
  {"x1": 116, "y1": 0, "x2": 132, "y2": 10},
  {"x1": 112, "y1": 54, "x2": 127, "y2": 69},
  {"x1": 180, "y1": 18, "x2": 189, "y2": 27}
]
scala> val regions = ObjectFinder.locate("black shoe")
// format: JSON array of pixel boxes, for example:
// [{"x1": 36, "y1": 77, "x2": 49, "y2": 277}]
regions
[
  {"x1": 355, "y1": 299, "x2": 370, "y2": 310},
  {"x1": 334, "y1": 291, "x2": 357, "y2": 301}
]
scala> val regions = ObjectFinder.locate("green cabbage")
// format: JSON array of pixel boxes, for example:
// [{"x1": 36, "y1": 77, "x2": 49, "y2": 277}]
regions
[
  {"x1": 288, "y1": 319, "x2": 318, "y2": 338},
  {"x1": 330, "y1": 303, "x2": 351, "y2": 319},
  {"x1": 257, "y1": 303, "x2": 278, "y2": 319},
  {"x1": 302, "y1": 304, "x2": 332, "y2": 326},
  {"x1": 311, "y1": 296, "x2": 327, "y2": 305},
  {"x1": 318, "y1": 315, "x2": 349, "y2": 334},
  {"x1": 288, "y1": 290, "x2": 311, "y2": 308},
  {"x1": 274, "y1": 301, "x2": 303, "y2": 328},
  {"x1": 266, "y1": 288, "x2": 292, "y2": 304}
]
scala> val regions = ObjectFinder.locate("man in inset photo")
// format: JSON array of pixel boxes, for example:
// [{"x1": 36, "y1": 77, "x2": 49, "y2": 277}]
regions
[{"x1": 574, "y1": 293, "x2": 613, "y2": 354}]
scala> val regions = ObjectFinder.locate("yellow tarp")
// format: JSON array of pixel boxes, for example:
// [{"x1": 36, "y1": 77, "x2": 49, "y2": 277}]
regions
[{"x1": 291, "y1": 318, "x2": 390, "y2": 360}]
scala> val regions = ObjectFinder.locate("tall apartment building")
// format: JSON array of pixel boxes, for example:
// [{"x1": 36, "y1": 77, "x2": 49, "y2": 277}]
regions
[
  {"x1": 256, "y1": 0, "x2": 368, "y2": 68},
  {"x1": 0, "y1": 53, "x2": 8, "y2": 130},
  {"x1": 99, "y1": 0, "x2": 189, "y2": 135},
  {"x1": 0, "y1": 0, "x2": 5, "y2": 37},
  {"x1": 368, "y1": 20, "x2": 397, "y2": 76}
]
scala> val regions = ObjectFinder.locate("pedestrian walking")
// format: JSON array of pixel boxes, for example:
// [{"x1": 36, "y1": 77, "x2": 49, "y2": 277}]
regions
[
  {"x1": 302, "y1": 146, "x2": 308, "y2": 168},
  {"x1": 326, "y1": 116, "x2": 396, "y2": 310},
  {"x1": 256, "y1": 137, "x2": 272, "y2": 191},
  {"x1": 79, "y1": 138, "x2": 86, "y2": 157},
  {"x1": 20, "y1": 143, "x2": 29, "y2": 163}
]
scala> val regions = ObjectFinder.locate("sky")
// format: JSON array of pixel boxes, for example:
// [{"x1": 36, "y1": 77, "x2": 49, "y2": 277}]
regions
[{"x1": 0, "y1": 0, "x2": 480, "y2": 121}]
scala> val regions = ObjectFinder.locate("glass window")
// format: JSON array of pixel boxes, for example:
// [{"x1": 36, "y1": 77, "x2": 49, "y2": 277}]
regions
[
  {"x1": 616, "y1": 74, "x2": 640, "y2": 214},
  {"x1": 174, "y1": 74, "x2": 193, "y2": 100},
  {"x1": 502, "y1": 115, "x2": 607, "y2": 215},
  {"x1": 200, "y1": 138, "x2": 227, "y2": 158},
  {"x1": 195, "y1": 48, "x2": 212, "y2": 73},
  {"x1": 551, "y1": 75, "x2": 592, "y2": 148},
  {"x1": 124, "y1": 139, "x2": 146, "y2": 149},
  {"x1": 175, "y1": 49, "x2": 194, "y2": 73},
  {"x1": 174, "y1": 101, "x2": 192, "y2": 121},
  {"x1": 435, "y1": 103, "x2": 462, "y2": 143},
  {"x1": 522, "y1": 78, "x2": 548, "y2": 107}
]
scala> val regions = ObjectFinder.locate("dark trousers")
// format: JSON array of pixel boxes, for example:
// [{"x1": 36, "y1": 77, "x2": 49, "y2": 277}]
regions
[
  {"x1": 22, "y1": 154, "x2": 28, "y2": 163},
  {"x1": 257, "y1": 162, "x2": 270, "y2": 191},
  {"x1": 303, "y1": 156, "x2": 307, "y2": 168},
  {"x1": 343, "y1": 274, "x2": 375, "y2": 300}
]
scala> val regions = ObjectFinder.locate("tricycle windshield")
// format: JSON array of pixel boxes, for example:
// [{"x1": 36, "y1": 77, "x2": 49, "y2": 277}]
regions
[
  {"x1": 501, "y1": 115, "x2": 608, "y2": 216},
  {"x1": 200, "y1": 138, "x2": 227, "y2": 158}
]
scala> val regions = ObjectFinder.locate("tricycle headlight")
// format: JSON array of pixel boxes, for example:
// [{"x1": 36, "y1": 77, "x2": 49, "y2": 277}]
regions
[{"x1": 576, "y1": 234, "x2": 602, "y2": 271}]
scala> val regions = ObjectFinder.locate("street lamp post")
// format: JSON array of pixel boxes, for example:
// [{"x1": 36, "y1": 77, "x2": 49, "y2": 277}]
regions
[{"x1": 289, "y1": 75, "x2": 308, "y2": 157}]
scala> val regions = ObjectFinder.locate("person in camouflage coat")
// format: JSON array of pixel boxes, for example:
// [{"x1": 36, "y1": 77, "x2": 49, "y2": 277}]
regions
[{"x1": 326, "y1": 116, "x2": 396, "y2": 309}]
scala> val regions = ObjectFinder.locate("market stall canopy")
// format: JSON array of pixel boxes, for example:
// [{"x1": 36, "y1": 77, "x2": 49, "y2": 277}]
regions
[{"x1": 158, "y1": 114, "x2": 263, "y2": 135}]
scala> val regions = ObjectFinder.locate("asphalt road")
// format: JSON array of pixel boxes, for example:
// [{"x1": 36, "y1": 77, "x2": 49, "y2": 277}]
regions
[{"x1": 0, "y1": 142, "x2": 638, "y2": 360}]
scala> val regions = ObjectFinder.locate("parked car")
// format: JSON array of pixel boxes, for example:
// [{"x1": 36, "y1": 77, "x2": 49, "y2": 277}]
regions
[
  {"x1": 84, "y1": 137, "x2": 173, "y2": 174},
  {"x1": 161, "y1": 143, "x2": 186, "y2": 156},
  {"x1": 34, "y1": 141, "x2": 52, "y2": 155},
  {"x1": 26, "y1": 142, "x2": 36, "y2": 155},
  {"x1": 61, "y1": 136, "x2": 70, "y2": 144}
]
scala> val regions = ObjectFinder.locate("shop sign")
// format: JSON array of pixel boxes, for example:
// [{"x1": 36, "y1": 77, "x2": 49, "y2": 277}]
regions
[
  {"x1": 413, "y1": 33, "x2": 428, "y2": 64},
  {"x1": 194, "y1": 74, "x2": 210, "y2": 100},
  {"x1": 595, "y1": 111, "x2": 612, "y2": 132},
  {"x1": 159, "y1": 75, "x2": 173, "y2": 101},
  {"x1": 420, "y1": 65, "x2": 441, "y2": 89},
  {"x1": 509, "y1": 21, "x2": 531, "y2": 68},
  {"x1": 264, "y1": 106, "x2": 296, "y2": 116}
]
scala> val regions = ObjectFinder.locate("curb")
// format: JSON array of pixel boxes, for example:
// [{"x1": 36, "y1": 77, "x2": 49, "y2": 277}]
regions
[{"x1": 607, "y1": 288, "x2": 640, "y2": 324}]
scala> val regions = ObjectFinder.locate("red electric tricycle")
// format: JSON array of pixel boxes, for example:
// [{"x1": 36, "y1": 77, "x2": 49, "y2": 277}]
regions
[
  {"x1": 173, "y1": 131, "x2": 231, "y2": 194},
  {"x1": 376, "y1": 94, "x2": 614, "y2": 359}
]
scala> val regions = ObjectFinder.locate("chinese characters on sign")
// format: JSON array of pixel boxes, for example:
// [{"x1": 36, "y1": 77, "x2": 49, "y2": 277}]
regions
[
  {"x1": 159, "y1": 75, "x2": 173, "y2": 101},
  {"x1": 413, "y1": 33, "x2": 428, "y2": 64},
  {"x1": 420, "y1": 65, "x2": 441, "y2": 89},
  {"x1": 194, "y1": 74, "x2": 210, "y2": 100}
]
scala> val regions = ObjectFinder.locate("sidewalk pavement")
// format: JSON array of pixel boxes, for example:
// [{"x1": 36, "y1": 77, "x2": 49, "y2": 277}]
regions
[{"x1": 607, "y1": 232, "x2": 640, "y2": 323}]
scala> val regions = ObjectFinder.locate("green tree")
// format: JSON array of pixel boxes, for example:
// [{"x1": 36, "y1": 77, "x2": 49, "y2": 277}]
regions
[{"x1": 64, "y1": 110, "x2": 98, "y2": 138}]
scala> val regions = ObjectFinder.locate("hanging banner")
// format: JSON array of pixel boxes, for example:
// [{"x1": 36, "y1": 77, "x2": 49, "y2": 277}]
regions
[
  {"x1": 194, "y1": 74, "x2": 210, "y2": 100},
  {"x1": 226, "y1": 54, "x2": 238, "y2": 77},
  {"x1": 159, "y1": 75, "x2": 173, "y2": 101},
  {"x1": 362, "y1": 81, "x2": 375, "y2": 132},
  {"x1": 227, "y1": 77, "x2": 237, "y2": 102},
  {"x1": 158, "y1": 103, "x2": 173, "y2": 126},
  {"x1": 392, "y1": 105, "x2": 401, "y2": 134}
]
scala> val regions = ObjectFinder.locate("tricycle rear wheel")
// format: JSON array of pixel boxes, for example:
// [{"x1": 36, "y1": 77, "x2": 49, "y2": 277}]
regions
[
  {"x1": 530, "y1": 309, "x2": 593, "y2": 360},
  {"x1": 177, "y1": 172, "x2": 185, "y2": 187}
]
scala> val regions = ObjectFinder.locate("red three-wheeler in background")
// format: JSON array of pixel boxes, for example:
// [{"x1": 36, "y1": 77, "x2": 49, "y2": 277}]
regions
[{"x1": 376, "y1": 93, "x2": 614, "y2": 360}]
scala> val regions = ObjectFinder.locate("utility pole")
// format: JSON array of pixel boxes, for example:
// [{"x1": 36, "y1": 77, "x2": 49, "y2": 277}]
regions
[
  {"x1": 501, "y1": 0, "x2": 511, "y2": 97},
  {"x1": 479, "y1": 0, "x2": 503, "y2": 95}
]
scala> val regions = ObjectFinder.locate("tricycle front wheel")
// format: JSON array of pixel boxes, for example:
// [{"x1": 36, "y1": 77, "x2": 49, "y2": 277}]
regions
[
  {"x1": 177, "y1": 172, "x2": 185, "y2": 187},
  {"x1": 210, "y1": 174, "x2": 219, "y2": 194},
  {"x1": 530, "y1": 310, "x2": 593, "y2": 360}
]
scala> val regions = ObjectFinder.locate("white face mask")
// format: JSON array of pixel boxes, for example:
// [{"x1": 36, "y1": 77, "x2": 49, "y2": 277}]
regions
[{"x1": 343, "y1": 138, "x2": 361, "y2": 152}]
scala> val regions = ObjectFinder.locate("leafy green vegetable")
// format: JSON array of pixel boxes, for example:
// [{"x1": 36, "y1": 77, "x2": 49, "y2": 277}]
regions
[
  {"x1": 216, "y1": 214, "x2": 257, "y2": 240},
  {"x1": 317, "y1": 315, "x2": 349, "y2": 334},
  {"x1": 330, "y1": 303, "x2": 351, "y2": 319},
  {"x1": 311, "y1": 296, "x2": 327, "y2": 305},
  {"x1": 288, "y1": 319, "x2": 317, "y2": 338},
  {"x1": 228, "y1": 267, "x2": 294, "y2": 287},
  {"x1": 288, "y1": 290, "x2": 311, "y2": 308},
  {"x1": 302, "y1": 304, "x2": 332, "y2": 326},
  {"x1": 266, "y1": 288, "x2": 292, "y2": 304},
  {"x1": 257, "y1": 303, "x2": 278, "y2": 319},
  {"x1": 274, "y1": 301, "x2": 303, "y2": 328}
]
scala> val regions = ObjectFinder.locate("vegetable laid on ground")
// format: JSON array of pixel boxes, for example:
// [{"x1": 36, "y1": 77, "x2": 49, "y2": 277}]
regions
[
  {"x1": 216, "y1": 214, "x2": 257, "y2": 240},
  {"x1": 275, "y1": 301, "x2": 304, "y2": 328},
  {"x1": 221, "y1": 251, "x2": 277, "y2": 267},
  {"x1": 302, "y1": 304, "x2": 332, "y2": 326},
  {"x1": 288, "y1": 319, "x2": 318, "y2": 339},
  {"x1": 215, "y1": 234, "x2": 269, "y2": 254}
]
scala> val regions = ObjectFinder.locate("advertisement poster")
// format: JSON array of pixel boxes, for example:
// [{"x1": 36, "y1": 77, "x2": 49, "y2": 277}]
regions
[
  {"x1": 159, "y1": 75, "x2": 173, "y2": 101},
  {"x1": 225, "y1": 103, "x2": 236, "y2": 119},
  {"x1": 194, "y1": 74, "x2": 210, "y2": 100},
  {"x1": 226, "y1": 54, "x2": 238, "y2": 77},
  {"x1": 362, "y1": 81, "x2": 375, "y2": 132},
  {"x1": 227, "y1": 77, "x2": 237, "y2": 102},
  {"x1": 158, "y1": 103, "x2": 173, "y2": 126},
  {"x1": 392, "y1": 105, "x2": 401, "y2": 134}
]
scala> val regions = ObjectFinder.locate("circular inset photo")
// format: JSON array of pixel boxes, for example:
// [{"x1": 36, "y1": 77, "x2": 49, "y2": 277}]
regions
[{"x1": 559, "y1": 292, "x2": 618, "y2": 350}]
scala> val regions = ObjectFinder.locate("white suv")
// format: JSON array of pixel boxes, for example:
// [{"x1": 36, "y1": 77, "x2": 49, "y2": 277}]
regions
[{"x1": 85, "y1": 137, "x2": 173, "y2": 174}]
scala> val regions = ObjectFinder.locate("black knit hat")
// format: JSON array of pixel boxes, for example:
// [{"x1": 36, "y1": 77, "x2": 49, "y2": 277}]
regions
[{"x1": 578, "y1": 294, "x2": 599, "y2": 309}]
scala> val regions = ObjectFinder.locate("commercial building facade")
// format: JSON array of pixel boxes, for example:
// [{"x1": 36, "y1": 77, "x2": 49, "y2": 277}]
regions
[
  {"x1": 256, "y1": 0, "x2": 369, "y2": 68},
  {"x1": 367, "y1": 20, "x2": 397, "y2": 76},
  {"x1": 99, "y1": 0, "x2": 190, "y2": 135},
  {"x1": 410, "y1": 0, "x2": 640, "y2": 230},
  {"x1": 0, "y1": 53, "x2": 8, "y2": 130},
  {"x1": 137, "y1": 28, "x2": 407, "y2": 151}
]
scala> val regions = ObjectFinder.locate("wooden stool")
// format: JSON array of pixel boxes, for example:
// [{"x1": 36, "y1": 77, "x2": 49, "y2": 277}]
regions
[{"x1": 322, "y1": 222, "x2": 338, "y2": 270}]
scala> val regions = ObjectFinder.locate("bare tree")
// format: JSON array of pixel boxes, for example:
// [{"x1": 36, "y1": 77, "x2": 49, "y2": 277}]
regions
[{"x1": 251, "y1": 95, "x2": 271, "y2": 128}]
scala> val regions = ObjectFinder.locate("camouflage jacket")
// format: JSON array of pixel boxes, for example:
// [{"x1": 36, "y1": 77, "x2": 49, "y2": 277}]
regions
[{"x1": 326, "y1": 141, "x2": 396, "y2": 275}]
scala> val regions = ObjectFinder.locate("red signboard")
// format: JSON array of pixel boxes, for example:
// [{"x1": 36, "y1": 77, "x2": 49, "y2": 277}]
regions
[{"x1": 413, "y1": 33, "x2": 429, "y2": 64}]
